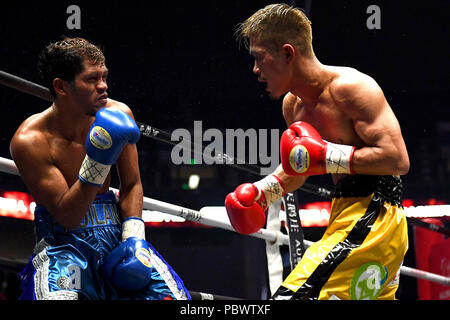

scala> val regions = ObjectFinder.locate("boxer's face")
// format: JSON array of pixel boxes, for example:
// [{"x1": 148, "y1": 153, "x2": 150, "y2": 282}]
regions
[
  {"x1": 249, "y1": 36, "x2": 290, "y2": 99},
  {"x1": 69, "y1": 60, "x2": 109, "y2": 116}
]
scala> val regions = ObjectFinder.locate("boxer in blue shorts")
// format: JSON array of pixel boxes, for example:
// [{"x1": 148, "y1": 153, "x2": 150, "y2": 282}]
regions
[{"x1": 10, "y1": 37, "x2": 190, "y2": 300}]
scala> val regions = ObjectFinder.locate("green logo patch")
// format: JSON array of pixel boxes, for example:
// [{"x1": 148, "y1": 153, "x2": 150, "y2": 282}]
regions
[{"x1": 350, "y1": 262, "x2": 388, "y2": 300}]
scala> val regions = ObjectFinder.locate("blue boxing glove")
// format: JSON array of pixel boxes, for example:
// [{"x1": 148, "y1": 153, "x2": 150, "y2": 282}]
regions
[
  {"x1": 103, "y1": 217, "x2": 153, "y2": 291},
  {"x1": 78, "y1": 108, "x2": 140, "y2": 186}
]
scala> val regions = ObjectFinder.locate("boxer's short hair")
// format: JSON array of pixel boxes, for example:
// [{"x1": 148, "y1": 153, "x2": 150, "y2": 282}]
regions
[
  {"x1": 38, "y1": 36, "x2": 105, "y2": 96},
  {"x1": 235, "y1": 3, "x2": 313, "y2": 57}
]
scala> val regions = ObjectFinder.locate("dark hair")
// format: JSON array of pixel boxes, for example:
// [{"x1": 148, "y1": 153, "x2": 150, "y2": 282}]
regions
[{"x1": 37, "y1": 36, "x2": 105, "y2": 97}]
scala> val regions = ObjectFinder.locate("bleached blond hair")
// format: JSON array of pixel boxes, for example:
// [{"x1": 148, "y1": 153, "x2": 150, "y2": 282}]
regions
[{"x1": 235, "y1": 3, "x2": 313, "y2": 57}]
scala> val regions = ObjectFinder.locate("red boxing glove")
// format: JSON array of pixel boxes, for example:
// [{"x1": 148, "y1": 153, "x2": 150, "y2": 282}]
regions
[
  {"x1": 280, "y1": 121, "x2": 355, "y2": 176},
  {"x1": 225, "y1": 175, "x2": 285, "y2": 234}
]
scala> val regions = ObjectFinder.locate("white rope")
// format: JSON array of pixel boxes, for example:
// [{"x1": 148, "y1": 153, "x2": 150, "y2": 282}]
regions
[
  {"x1": 400, "y1": 266, "x2": 450, "y2": 287},
  {"x1": 126, "y1": 191, "x2": 309, "y2": 247},
  {"x1": 0, "y1": 156, "x2": 448, "y2": 286},
  {"x1": 0, "y1": 157, "x2": 19, "y2": 175}
]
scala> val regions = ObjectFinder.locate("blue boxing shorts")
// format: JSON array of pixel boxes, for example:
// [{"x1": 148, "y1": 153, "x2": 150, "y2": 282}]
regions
[{"x1": 19, "y1": 191, "x2": 191, "y2": 300}]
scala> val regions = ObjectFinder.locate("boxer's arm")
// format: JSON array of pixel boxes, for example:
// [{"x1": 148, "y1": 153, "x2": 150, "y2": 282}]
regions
[
  {"x1": 272, "y1": 164, "x2": 308, "y2": 193},
  {"x1": 331, "y1": 74, "x2": 410, "y2": 175},
  {"x1": 10, "y1": 131, "x2": 98, "y2": 228},
  {"x1": 112, "y1": 102, "x2": 143, "y2": 221},
  {"x1": 116, "y1": 142, "x2": 143, "y2": 220}
]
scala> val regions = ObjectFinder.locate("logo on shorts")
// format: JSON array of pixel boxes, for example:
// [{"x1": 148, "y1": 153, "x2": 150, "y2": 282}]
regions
[
  {"x1": 90, "y1": 126, "x2": 112, "y2": 150},
  {"x1": 57, "y1": 276, "x2": 72, "y2": 290},
  {"x1": 350, "y1": 262, "x2": 388, "y2": 300},
  {"x1": 289, "y1": 145, "x2": 309, "y2": 173},
  {"x1": 136, "y1": 248, "x2": 152, "y2": 268},
  {"x1": 57, "y1": 265, "x2": 81, "y2": 290}
]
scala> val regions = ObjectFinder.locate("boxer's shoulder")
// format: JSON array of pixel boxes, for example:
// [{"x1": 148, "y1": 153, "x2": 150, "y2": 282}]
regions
[
  {"x1": 328, "y1": 67, "x2": 381, "y2": 104},
  {"x1": 105, "y1": 99, "x2": 133, "y2": 118},
  {"x1": 10, "y1": 109, "x2": 52, "y2": 158}
]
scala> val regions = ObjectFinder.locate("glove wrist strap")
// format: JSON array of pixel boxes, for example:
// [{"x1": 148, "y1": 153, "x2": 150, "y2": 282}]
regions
[
  {"x1": 324, "y1": 141, "x2": 355, "y2": 174},
  {"x1": 78, "y1": 154, "x2": 111, "y2": 186},
  {"x1": 122, "y1": 217, "x2": 146, "y2": 241},
  {"x1": 253, "y1": 174, "x2": 286, "y2": 209}
]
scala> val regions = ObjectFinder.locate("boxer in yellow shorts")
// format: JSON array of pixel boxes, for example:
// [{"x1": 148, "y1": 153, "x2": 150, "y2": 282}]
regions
[
  {"x1": 272, "y1": 175, "x2": 408, "y2": 300},
  {"x1": 226, "y1": 4, "x2": 410, "y2": 300}
]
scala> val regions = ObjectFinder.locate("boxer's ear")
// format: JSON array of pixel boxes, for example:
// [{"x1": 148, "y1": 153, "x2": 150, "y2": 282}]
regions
[
  {"x1": 281, "y1": 44, "x2": 295, "y2": 64},
  {"x1": 53, "y1": 78, "x2": 66, "y2": 96}
]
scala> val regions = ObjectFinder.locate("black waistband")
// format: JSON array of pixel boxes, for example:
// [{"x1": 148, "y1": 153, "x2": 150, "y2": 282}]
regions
[{"x1": 333, "y1": 175, "x2": 403, "y2": 206}]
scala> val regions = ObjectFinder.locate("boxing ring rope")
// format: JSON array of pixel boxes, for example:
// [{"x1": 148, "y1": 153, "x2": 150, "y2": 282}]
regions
[
  {"x1": 0, "y1": 69, "x2": 449, "y2": 292},
  {"x1": 0, "y1": 156, "x2": 449, "y2": 287},
  {"x1": 0, "y1": 70, "x2": 53, "y2": 102},
  {"x1": 0, "y1": 69, "x2": 332, "y2": 199},
  {"x1": 0, "y1": 156, "x2": 286, "y2": 300},
  {"x1": 0, "y1": 155, "x2": 306, "y2": 248},
  {"x1": 1, "y1": 69, "x2": 447, "y2": 236}
]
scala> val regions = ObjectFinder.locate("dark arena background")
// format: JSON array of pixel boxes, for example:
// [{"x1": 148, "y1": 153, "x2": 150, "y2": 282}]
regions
[{"x1": 0, "y1": 0, "x2": 449, "y2": 303}]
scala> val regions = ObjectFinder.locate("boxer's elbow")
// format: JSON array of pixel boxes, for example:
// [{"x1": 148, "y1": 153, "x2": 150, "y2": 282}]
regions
[
  {"x1": 52, "y1": 210, "x2": 83, "y2": 229},
  {"x1": 396, "y1": 157, "x2": 410, "y2": 176},
  {"x1": 49, "y1": 201, "x2": 87, "y2": 229},
  {"x1": 352, "y1": 146, "x2": 409, "y2": 176},
  {"x1": 399, "y1": 157, "x2": 410, "y2": 176},
  {"x1": 391, "y1": 149, "x2": 410, "y2": 176}
]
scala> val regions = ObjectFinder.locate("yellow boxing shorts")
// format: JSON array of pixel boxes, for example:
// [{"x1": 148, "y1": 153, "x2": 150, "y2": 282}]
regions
[{"x1": 272, "y1": 175, "x2": 408, "y2": 300}]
